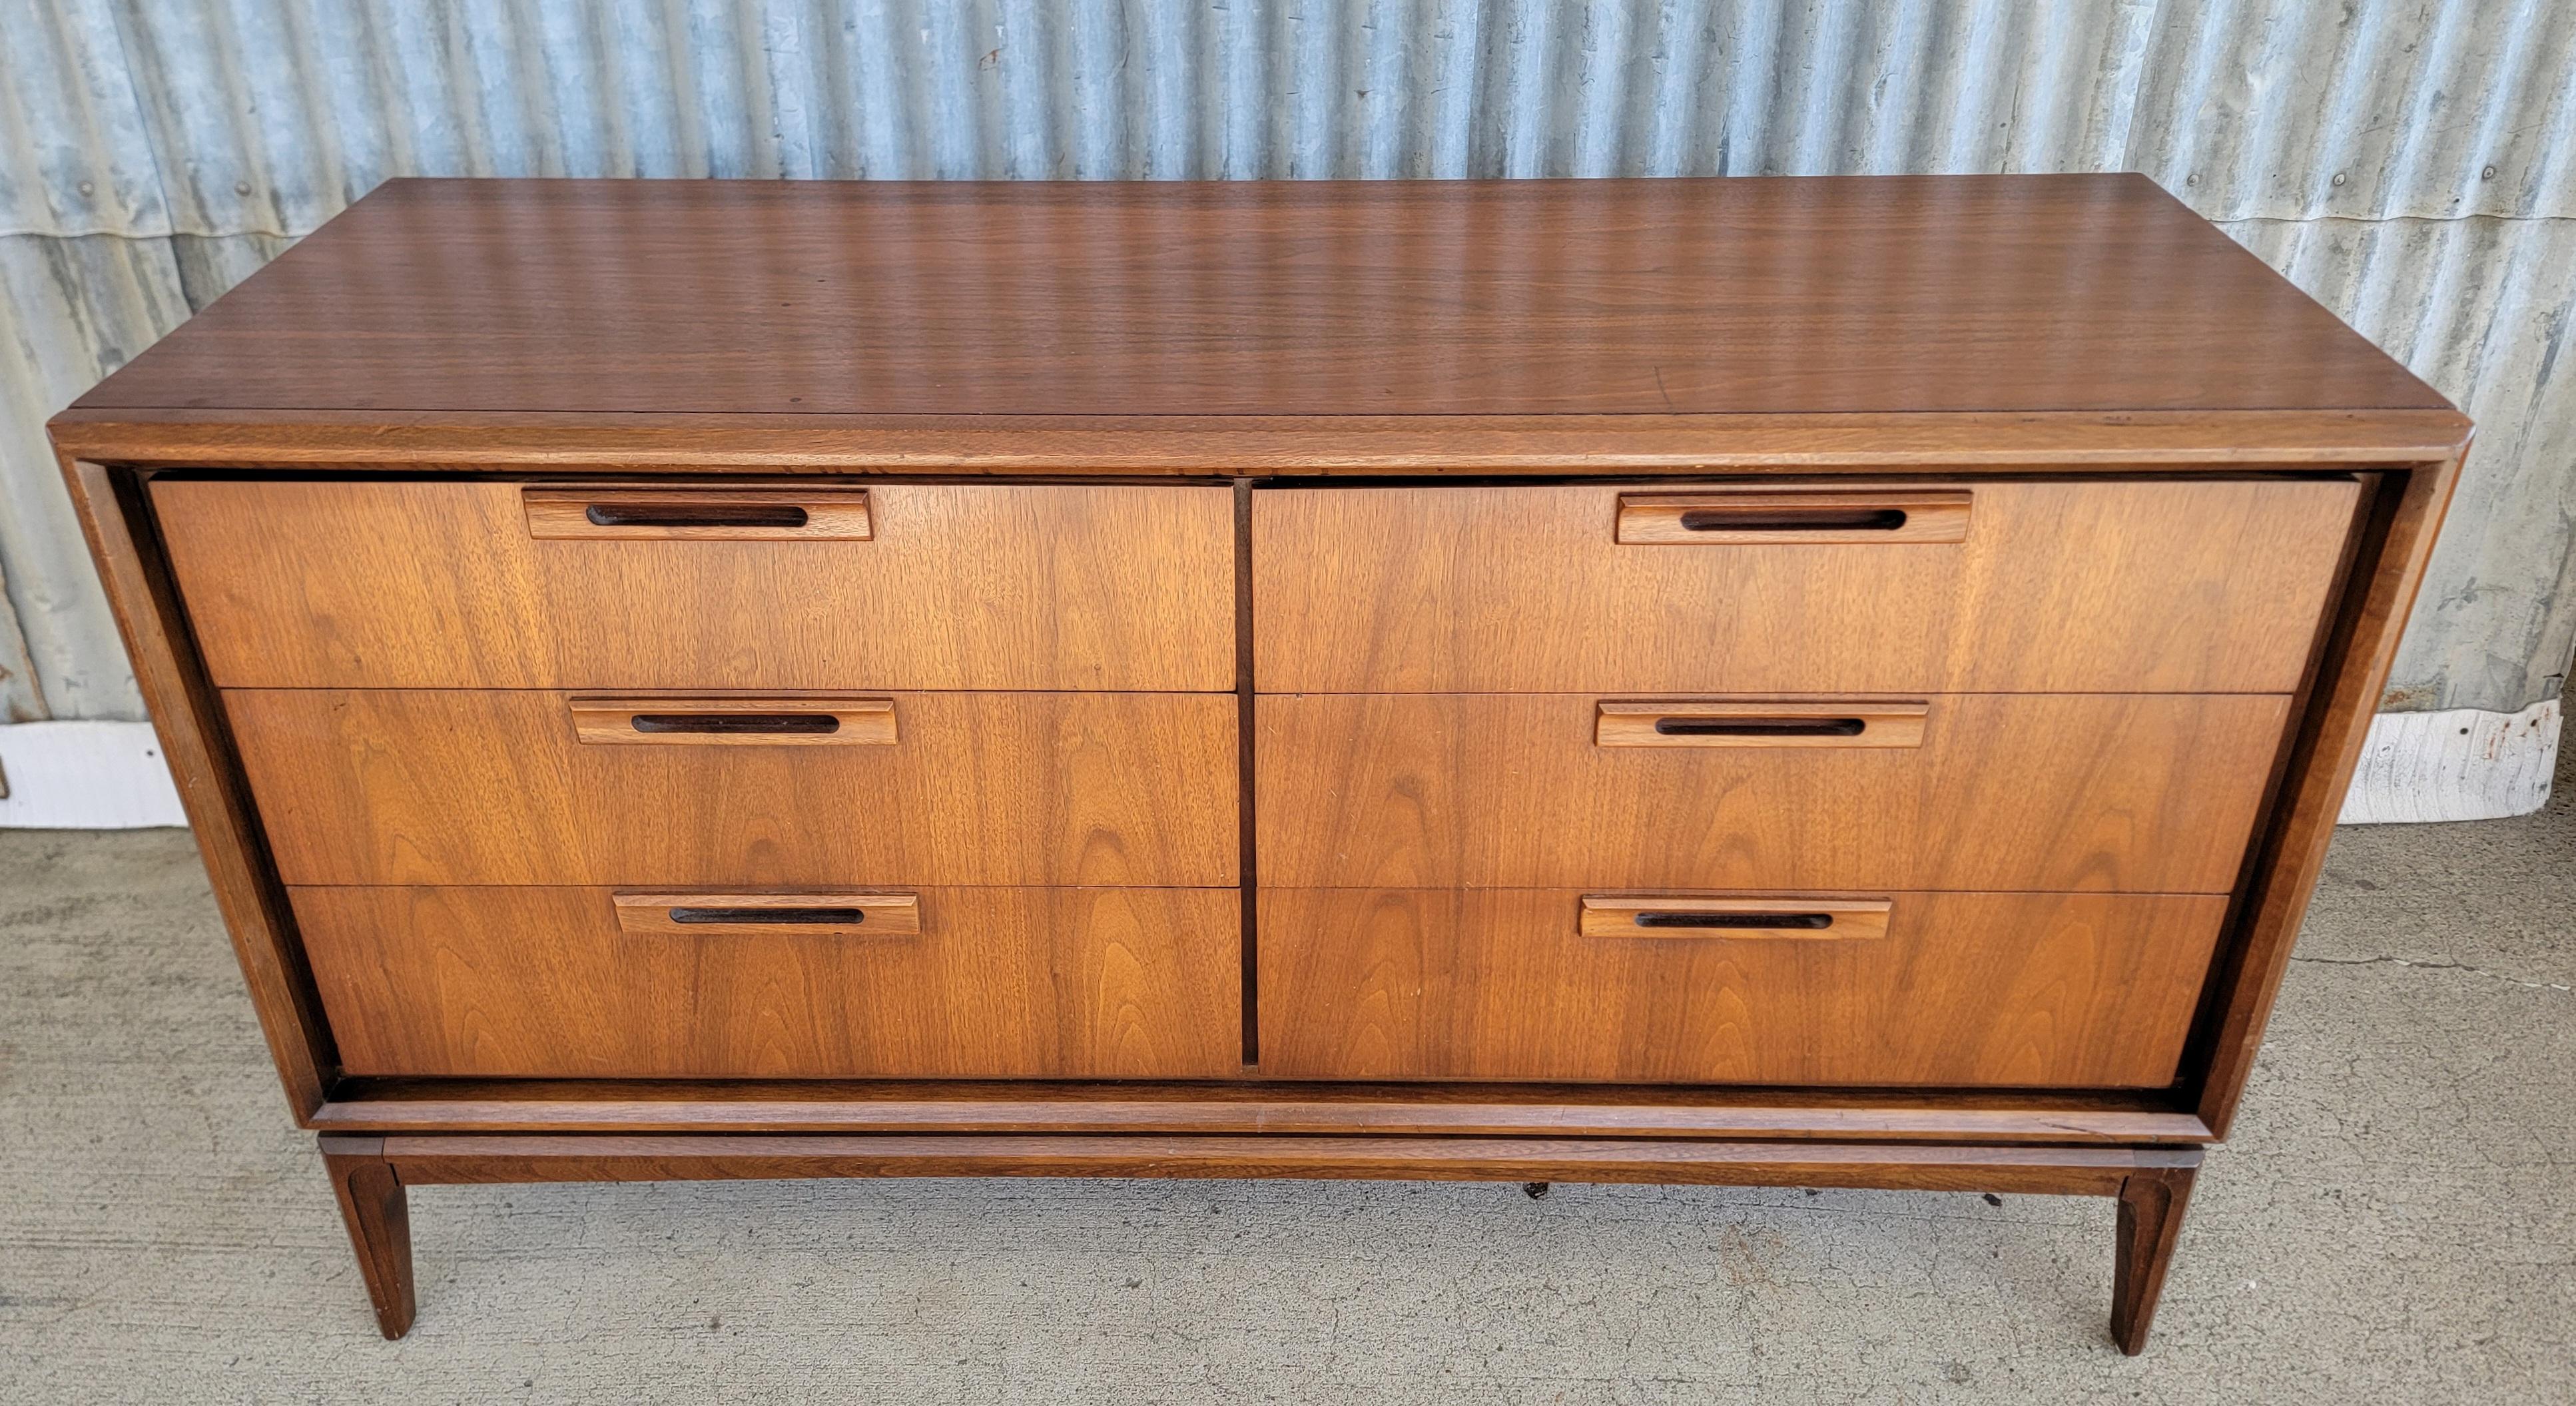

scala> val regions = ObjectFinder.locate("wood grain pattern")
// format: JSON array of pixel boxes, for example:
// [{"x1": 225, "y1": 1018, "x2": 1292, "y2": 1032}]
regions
[
  {"x1": 312, "y1": 1071, "x2": 2215, "y2": 1138},
  {"x1": 295, "y1": 884, "x2": 1242, "y2": 1079},
  {"x1": 521, "y1": 484, "x2": 871, "y2": 539},
  {"x1": 609, "y1": 890, "x2": 922, "y2": 938},
  {"x1": 1615, "y1": 488, "x2": 1972, "y2": 544},
  {"x1": 1259, "y1": 888, "x2": 2228, "y2": 1087},
  {"x1": 2190, "y1": 456, "x2": 2467, "y2": 1136},
  {"x1": 226, "y1": 688, "x2": 1237, "y2": 887},
  {"x1": 372, "y1": 1132, "x2": 2196, "y2": 1194},
  {"x1": 1593, "y1": 699, "x2": 1929, "y2": 748},
  {"x1": 318, "y1": 1136, "x2": 414, "y2": 1339},
  {"x1": 1257, "y1": 692, "x2": 2290, "y2": 892},
  {"x1": 39, "y1": 177, "x2": 2478, "y2": 1357},
  {"x1": 566, "y1": 694, "x2": 897, "y2": 746},
  {"x1": 311, "y1": 1128, "x2": 2195, "y2": 1344},
  {"x1": 310, "y1": 1078, "x2": 2216, "y2": 1143},
  {"x1": 52, "y1": 407, "x2": 2474, "y2": 475},
  {"x1": 1575, "y1": 894, "x2": 1893, "y2": 940},
  {"x1": 151, "y1": 478, "x2": 1235, "y2": 690},
  {"x1": 55, "y1": 459, "x2": 338, "y2": 1114},
  {"x1": 74, "y1": 177, "x2": 2444, "y2": 418},
  {"x1": 2111, "y1": 1164, "x2": 2198, "y2": 1355},
  {"x1": 1253, "y1": 478, "x2": 2360, "y2": 693}
]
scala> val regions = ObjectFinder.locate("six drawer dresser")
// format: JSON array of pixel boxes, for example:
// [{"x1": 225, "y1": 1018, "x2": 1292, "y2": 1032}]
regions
[{"x1": 51, "y1": 175, "x2": 2468, "y2": 1352}]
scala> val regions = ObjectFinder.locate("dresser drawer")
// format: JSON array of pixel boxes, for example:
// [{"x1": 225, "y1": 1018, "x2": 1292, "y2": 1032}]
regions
[
  {"x1": 1253, "y1": 478, "x2": 2358, "y2": 693},
  {"x1": 228, "y1": 689, "x2": 1239, "y2": 886},
  {"x1": 153, "y1": 479, "x2": 1235, "y2": 690},
  {"x1": 1259, "y1": 888, "x2": 2226, "y2": 1087},
  {"x1": 1258, "y1": 692, "x2": 2289, "y2": 892},
  {"x1": 296, "y1": 884, "x2": 1242, "y2": 1078}
]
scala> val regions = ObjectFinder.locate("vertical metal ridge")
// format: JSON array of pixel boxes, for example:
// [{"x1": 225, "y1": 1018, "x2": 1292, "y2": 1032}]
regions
[{"x1": 11, "y1": 1, "x2": 2570, "y2": 239}]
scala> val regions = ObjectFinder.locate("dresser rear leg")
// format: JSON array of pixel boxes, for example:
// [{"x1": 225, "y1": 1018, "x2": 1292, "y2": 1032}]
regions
[
  {"x1": 2109, "y1": 1164, "x2": 2196, "y2": 1354},
  {"x1": 320, "y1": 1135, "x2": 416, "y2": 1339}
]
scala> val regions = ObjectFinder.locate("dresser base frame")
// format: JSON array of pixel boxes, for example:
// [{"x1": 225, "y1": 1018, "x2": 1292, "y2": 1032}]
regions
[{"x1": 319, "y1": 1132, "x2": 2198, "y2": 1351}]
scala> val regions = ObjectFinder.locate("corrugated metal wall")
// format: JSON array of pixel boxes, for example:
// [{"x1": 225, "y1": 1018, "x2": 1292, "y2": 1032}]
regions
[{"x1": 5, "y1": 0, "x2": 2572, "y2": 725}]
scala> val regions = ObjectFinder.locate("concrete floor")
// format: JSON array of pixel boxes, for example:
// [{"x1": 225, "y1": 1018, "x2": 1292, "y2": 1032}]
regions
[{"x1": 2, "y1": 777, "x2": 2570, "y2": 1404}]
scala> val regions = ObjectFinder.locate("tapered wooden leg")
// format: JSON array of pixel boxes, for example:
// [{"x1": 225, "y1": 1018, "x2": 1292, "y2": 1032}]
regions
[
  {"x1": 2110, "y1": 1164, "x2": 2195, "y2": 1354},
  {"x1": 320, "y1": 1135, "x2": 416, "y2": 1339}
]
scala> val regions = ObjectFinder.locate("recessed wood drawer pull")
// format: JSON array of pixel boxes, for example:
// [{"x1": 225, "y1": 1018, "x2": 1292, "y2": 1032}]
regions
[
  {"x1": 1635, "y1": 910, "x2": 1833, "y2": 929},
  {"x1": 1580, "y1": 895, "x2": 1893, "y2": 940},
  {"x1": 586, "y1": 502, "x2": 808, "y2": 529},
  {"x1": 569, "y1": 695, "x2": 896, "y2": 746},
  {"x1": 523, "y1": 485, "x2": 872, "y2": 540},
  {"x1": 1680, "y1": 506, "x2": 1905, "y2": 533},
  {"x1": 1596, "y1": 700, "x2": 1929, "y2": 748},
  {"x1": 629, "y1": 713, "x2": 839, "y2": 735},
  {"x1": 1655, "y1": 715, "x2": 1863, "y2": 738},
  {"x1": 613, "y1": 891, "x2": 922, "y2": 937},
  {"x1": 669, "y1": 904, "x2": 865, "y2": 924},
  {"x1": 1616, "y1": 490, "x2": 1971, "y2": 544}
]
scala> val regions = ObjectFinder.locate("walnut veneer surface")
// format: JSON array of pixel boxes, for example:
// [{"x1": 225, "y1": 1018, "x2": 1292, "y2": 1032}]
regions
[
  {"x1": 75, "y1": 176, "x2": 2441, "y2": 418},
  {"x1": 50, "y1": 175, "x2": 2468, "y2": 1350}
]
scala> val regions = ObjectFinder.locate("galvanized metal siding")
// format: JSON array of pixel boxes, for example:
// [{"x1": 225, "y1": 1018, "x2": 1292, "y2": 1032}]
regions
[
  {"x1": 3, "y1": 0, "x2": 2571, "y2": 721},
  {"x1": 2229, "y1": 213, "x2": 2576, "y2": 714},
  {"x1": 0, "y1": 231, "x2": 194, "y2": 721},
  {"x1": 10, "y1": 1, "x2": 2572, "y2": 226}
]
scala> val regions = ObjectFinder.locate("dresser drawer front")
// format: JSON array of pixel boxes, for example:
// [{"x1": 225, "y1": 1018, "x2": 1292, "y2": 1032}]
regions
[
  {"x1": 229, "y1": 689, "x2": 1239, "y2": 886},
  {"x1": 153, "y1": 479, "x2": 1236, "y2": 690},
  {"x1": 1253, "y1": 478, "x2": 2357, "y2": 693},
  {"x1": 297, "y1": 885, "x2": 1243, "y2": 1078},
  {"x1": 1259, "y1": 888, "x2": 2226, "y2": 1087},
  {"x1": 1257, "y1": 692, "x2": 2288, "y2": 892}
]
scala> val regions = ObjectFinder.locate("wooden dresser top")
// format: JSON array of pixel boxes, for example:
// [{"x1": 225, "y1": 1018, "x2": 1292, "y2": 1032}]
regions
[{"x1": 55, "y1": 175, "x2": 2467, "y2": 471}]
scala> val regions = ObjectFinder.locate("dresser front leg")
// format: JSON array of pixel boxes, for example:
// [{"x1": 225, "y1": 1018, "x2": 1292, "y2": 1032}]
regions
[
  {"x1": 2109, "y1": 1164, "x2": 2196, "y2": 1354},
  {"x1": 320, "y1": 1135, "x2": 416, "y2": 1339}
]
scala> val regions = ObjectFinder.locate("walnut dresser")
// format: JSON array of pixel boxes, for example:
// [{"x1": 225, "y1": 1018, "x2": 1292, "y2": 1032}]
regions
[{"x1": 50, "y1": 176, "x2": 2467, "y2": 1352}]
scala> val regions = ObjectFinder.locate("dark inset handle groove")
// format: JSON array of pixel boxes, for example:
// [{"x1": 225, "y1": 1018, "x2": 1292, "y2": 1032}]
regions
[
  {"x1": 1654, "y1": 716, "x2": 1866, "y2": 738},
  {"x1": 667, "y1": 906, "x2": 866, "y2": 925},
  {"x1": 585, "y1": 502, "x2": 810, "y2": 529},
  {"x1": 629, "y1": 713, "x2": 841, "y2": 735},
  {"x1": 1633, "y1": 911, "x2": 1835, "y2": 930},
  {"x1": 1677, "y1": 507, "x2": 1907, "y2": 533}
]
